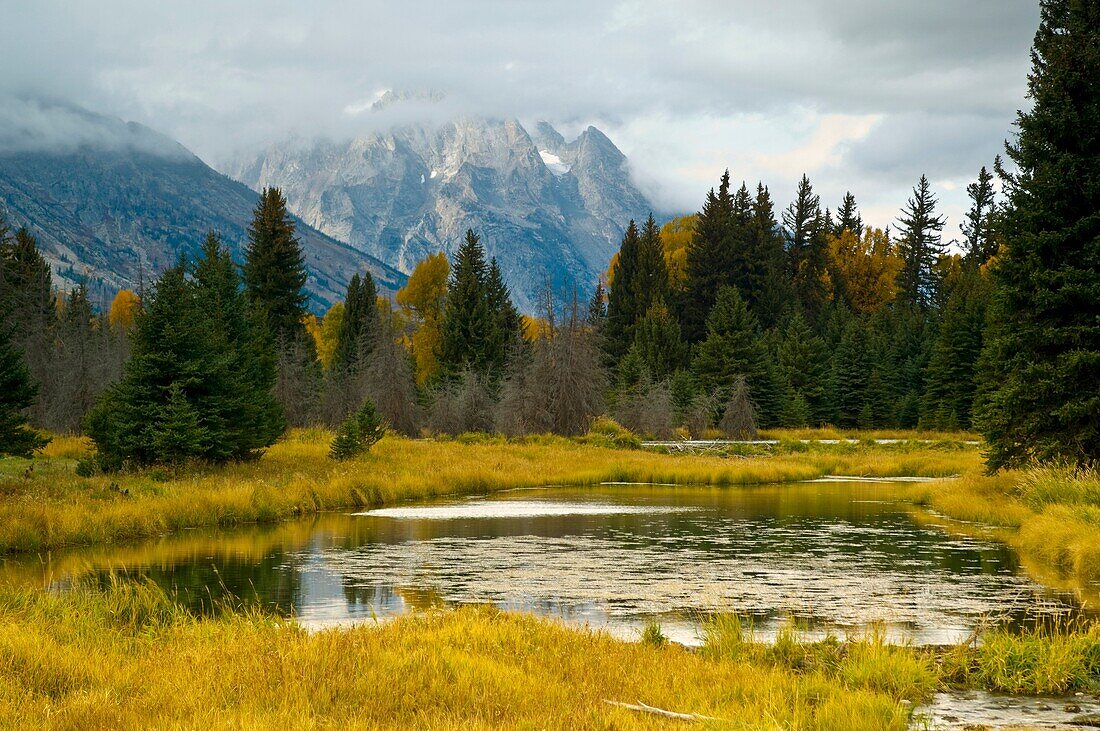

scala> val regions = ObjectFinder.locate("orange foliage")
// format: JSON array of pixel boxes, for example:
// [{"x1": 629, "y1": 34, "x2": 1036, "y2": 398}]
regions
[{"x1": 826, "y1": 228, "x2": 903, "y2": 314}]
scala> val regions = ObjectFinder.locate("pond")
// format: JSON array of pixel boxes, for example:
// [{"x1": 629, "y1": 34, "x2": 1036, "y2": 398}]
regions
[{"x1": 3, "y1": 480, "x2": 1086, "y2": 646}]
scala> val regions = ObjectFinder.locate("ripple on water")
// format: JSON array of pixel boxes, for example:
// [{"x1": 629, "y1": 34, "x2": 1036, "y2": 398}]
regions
[{"x1": 354, "y1": 500, "x2": 696, "y2": 520}]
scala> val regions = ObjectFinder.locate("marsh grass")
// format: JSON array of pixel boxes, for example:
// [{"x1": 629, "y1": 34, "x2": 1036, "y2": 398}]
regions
[
  {"x1": 0, "y1": 429, "x2": 978, "y2": 555},
  {"x1": 0, "y1": 582, "x2": 917, "y2": 730}
]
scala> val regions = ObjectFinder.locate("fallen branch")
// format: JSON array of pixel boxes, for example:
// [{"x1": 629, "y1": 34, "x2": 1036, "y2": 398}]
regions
[{"x1": 603, "y1": 699, "x2": 723, "y2": 722}]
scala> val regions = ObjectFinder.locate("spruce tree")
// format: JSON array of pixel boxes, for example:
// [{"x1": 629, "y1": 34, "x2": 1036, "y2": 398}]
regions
[
  {"x1": 895, "y1": 175, "x2": 947, "y2": 309},
  {"x1": 682, "y1": 171, "x2": 735, "y2": 342},
  {"x1": 0, "y1": 322, "x2": 48, "y2": 457},
  {"x1": 921, "y1": 269, "x2": 989, "y2": 430},
  {"x1": 692, "y1": 286, "x2": 770, "y2": 416},
  {"x1": 331, "y1": 272, "x2": 377, "y2": 374},
  {"x1": 439, "y1": 229, "x2": 496, "y2": 379},
  {"x1": 961, "y1": 166, "x2": 1000, "y2": 267},
  {"x1": 834, "y1": 192, "x2": 863, "y2": 238},
  {"x1": 484, "y1": 257, "x2": 522, "y2": 378},
  {"x1": 975, "y1": 0, "x2": 1100, "y2": 468},
  {"x1": 783, "y1": 175, "x2": 829, "y2": 319},
  {"x1": 829, "y1": 318, "x2": 869, "y2": 428},
  {"x1": 605, "y1": 220, "x2": 642, "y2": 358},
  {"x1": 749, "y1": 183, "x2": 791, "y2": 328},
  {"x1": 87, "y1": 240, "x2": 284, "y2": 469},
  {"x1": 776, "y1": 312, "x2": 830, "y2": 425},
  {"x1": 630, "y1": 303, "x2": 687, "y2": 381},
  {"x1": 243, "y1": 188, "x2": 310, "y2": 342},
  {"x1": 636, "y1": 214, "x2": 670, "y2": 315}
]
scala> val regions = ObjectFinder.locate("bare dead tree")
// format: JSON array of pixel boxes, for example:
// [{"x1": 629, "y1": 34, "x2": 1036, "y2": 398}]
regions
[
  {"x1": 275, "y1": 332, "x2": 321, "y2": 427},
  {"x1": 360, "y1": 310, "x2": 421, "y2": 436},
  {"x1": 428, "y1": 369, "x2": 495, "y2": 435},
  {"x1": 682, "y1": 392, "x2": 717, "y2": 438},
  {"x1": 719, "y1": 376, "x2": 758, "y2": 440}
]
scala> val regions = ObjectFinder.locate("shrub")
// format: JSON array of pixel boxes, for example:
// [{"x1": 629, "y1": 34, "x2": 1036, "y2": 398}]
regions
[
  {"x1": 329, "y1": 399, "x2": 386, "y2": 460},
  {"x1": 580, "y1": 416, "x2": 641, "y2": 450}
]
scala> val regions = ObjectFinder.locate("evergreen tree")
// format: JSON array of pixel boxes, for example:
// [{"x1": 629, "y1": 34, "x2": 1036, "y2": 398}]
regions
[
  {"x1": 605, "y1": 220, "x2": 642, "y2": 358},
  {"x1": 829, "y1": 318, "x2": 869, "y2": 428},
  {"x1": 87, "y1": 241, "x2": 284, "y2": 469},
  {"x1": 439, "y1": 229, "x2": 496, "y2": 379},
  {"x1": 692, "y1": 286, "x2": 771, "y2": 419},
  {"x1": 783, "y1": 175, "x2": 829, "y2": 319},
  {"x1": 243, "y1": 188, "x2": 311, "y2": 342},
  {"x1": 921, "y1": 268, "x2": 990, "y2": 430},
  {"x1": 331, "y1": 272, "x2": 378, "y2": 373},
  {"x1": 0, "y1": 322, "x2": 48, "y2": 457},
  {"x1": 961, "y1": 165, "x2": 1000, "y2": 268},
  {"x1": 636, "y1": 214, "x2": 670, "y2": 311},
  {"x1": 682, "y1": 171, "x2": 735, "y2": 342},
  {"x1": 587, "y1": 279, "x2": 607, "y2": 326},
  {"x1": 749, "y1": 183, "x2": 792, "y2": 328},
  {"x1": 834, "y1": 192, "x2": 864, "y2": 238},
  {"x1": 895, "y1": 175, "x2": 947, "y2": 309},
  {"x1": 976, "y1": 0, "x2": 1100, "y2": 468},
  {"x1": 775, "y1": 311, "x2": 830, "y2": 425},
  {"x1": 484, "y1": 257, "x2": 523, "y2": 378},
  {"x1": 630, "y1": 303, "x2": 687, "y2": 381},
  {"x1": 242, "y1": 188, "x2": 318, "y2": 425}
]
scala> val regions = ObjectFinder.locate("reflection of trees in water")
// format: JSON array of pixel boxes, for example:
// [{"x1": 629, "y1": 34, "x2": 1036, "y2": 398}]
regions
[
  {"x1": 100, "y1": 549, "x2": 303, "y2": 618},
  {"x1": 339, "y1": 579, "x2": 447, "y2": 615}
]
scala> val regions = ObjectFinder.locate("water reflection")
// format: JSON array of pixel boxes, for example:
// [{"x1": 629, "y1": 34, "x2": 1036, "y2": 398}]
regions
[{"x1": 2, "y1": 482, "x2": 1090, "y2": 644}]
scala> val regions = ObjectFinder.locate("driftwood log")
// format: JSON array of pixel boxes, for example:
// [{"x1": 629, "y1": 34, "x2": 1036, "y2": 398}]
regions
[{"x1": 603, "y1": 699, "x2": 722, "y2": 722}]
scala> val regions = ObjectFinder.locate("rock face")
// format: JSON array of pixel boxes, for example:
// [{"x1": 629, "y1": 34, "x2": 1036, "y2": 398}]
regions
[
  {"x1": 226, "y1": 113, "x2": 654, "y2": 311},
  {"x1": 0, "y1": 101, "x2": 405, "y2": 311}
]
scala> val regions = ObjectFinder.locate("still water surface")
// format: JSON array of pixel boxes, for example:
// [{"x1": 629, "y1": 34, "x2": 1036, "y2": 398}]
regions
[{"x1": 6, "y1": 481, "x2": 1085, "y2": 645}]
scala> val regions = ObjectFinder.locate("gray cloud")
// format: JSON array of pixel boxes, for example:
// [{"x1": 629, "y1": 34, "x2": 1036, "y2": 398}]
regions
[{"x1": 0, "y1": 0, "x2": 1038, "y2": 226}]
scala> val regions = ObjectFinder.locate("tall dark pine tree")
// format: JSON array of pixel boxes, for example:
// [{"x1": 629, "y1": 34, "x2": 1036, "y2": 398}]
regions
[
  {"x1": 87, "y1": 241, "x2": 284, "y2": 469},
  {"x1": 750, "y1": 183, "x2": 791, "y2": 328},
  {"x1": 961, "y1": 165, "x2": 1000, "y2": 267},
  {"x1": 834, "y1": 192, "x2": 863, "y2": 238},
  {"x1": 0, "y1": 227, "x2": 55, "y2": 410},
  {"x1": 692, "y1": 286, "x2": 770, "y2": 418},
  {"x1": 635, "y1": 214, "x2": 670, "y2": 317},
  {"x1": 976, "y1": 0, "x2": 1100, "y2": 469},
  {"x1": 895, "y1": 175, "x2": 947, "y2": 309},
  {"x1": 242, "y1": 188, "x2": 318, "y2": 425},
  {"x1": 783, "y1": 175, "x2": 829, "y2": 319},
  {"x1": 243, "y1": 188, "x2": 310, "y2": 342},
  {"x1": 484, "y1": 257, "x2": 522, "y2": 377},
  {"x1": 0, "y1": 286, "x2": 48, "y2": 456},
  {"x1": 682, "y1": 171, "x2": 735, "y2": 342},
  {"x1": 331, "y1": 272, "x2": 378, "y2": 374},
  {"x1": 604, "y1": 220, "x2": 642, "y2": 358},
  {"x1": 439, "y1": 229, "x2": 494, "y2": 379}
]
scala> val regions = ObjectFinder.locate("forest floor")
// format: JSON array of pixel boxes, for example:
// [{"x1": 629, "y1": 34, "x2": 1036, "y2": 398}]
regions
[{"x1": 0, "y1": 429, "x2": 1098, "y2": 729}]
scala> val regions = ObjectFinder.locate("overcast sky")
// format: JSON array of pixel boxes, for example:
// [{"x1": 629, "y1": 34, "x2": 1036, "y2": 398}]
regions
[{"x1": 0, "y1": 0, "x2": 1039, "y2": 235}]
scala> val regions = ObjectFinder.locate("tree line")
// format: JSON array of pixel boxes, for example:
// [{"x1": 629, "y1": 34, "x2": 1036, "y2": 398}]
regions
[{"x1": 0, "y1": 0, "x2": 1095, "y2": 469}]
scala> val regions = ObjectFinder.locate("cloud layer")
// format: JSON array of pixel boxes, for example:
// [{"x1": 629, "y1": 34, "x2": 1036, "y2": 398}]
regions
[{"x1": 0, "y1": 0, "x2": 1038, "y2": 234}]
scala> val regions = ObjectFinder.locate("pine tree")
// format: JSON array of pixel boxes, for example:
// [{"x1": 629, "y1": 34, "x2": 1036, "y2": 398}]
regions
[
  {"x1": 331, "y1": 272, "x2": 378, "y2": 374},
  {"x1": 242, "y1": 188, "x2": 318, "y2": 425},
  {"x1": 776, "y1": 311, "x2": 830, "y2": 425},
  {"x1": 630, "y1": 303, "x2": 687, "y2": 381},
  {"x1": 439, "y1": 229, "x2": 494, "y2": 379},
  {"x1": 692, "y1": 286, "x2": 770, "y2": 415},
  {"x1": 961, "y1": 165, "x2": 1000, "y2": 268},
  {"x1": 605, "y1": 220, "x2": 642, "y2": 358},
  {"x1": 243, "y1": 188, "x2": 310, "y2": 342},
  {"x1": 484, "y1": 257, "x2": 522, "y2": 378},
  {"x1": 682, "y1": 171, "x2": 735, "y2": 342},
  {"x1": 587, "y1": 279, "x2": 607, "y2": 326},
  {"x1": 87, "y1": 241, "x2": 285, "y2": 469},
  {"x1": 783, "y1": 175, "x2": 829, "y2": 319},
  {"x1": 921, "y1": 269, "x2": 990, "y2": 430},
  {"x1": 636, "y1": 214, "x2": 670, "y2": 312},
  {"x1": 834, "y1": 192, "x2": 864, "y2": 238},
  {"x1": 830, "y1": 318, "x2": 869, "y2": 428},
  {"x1": 895, "y1": 175, "x2": 947, "y2": 309},
  {"x1": 749, "y1": 183, "x2": 792, "y2": 328},
  {"x1": 975, "y1": 0, "x2": 1100, "y2": 468},
  {"x1": 0, "y1": 323, "x2": 48, "y2": 457}
]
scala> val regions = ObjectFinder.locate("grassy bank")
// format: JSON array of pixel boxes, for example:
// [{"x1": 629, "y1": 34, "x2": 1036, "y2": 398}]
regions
[
  {"x1": 0, "y1": 429, "x2": 976, "y2": 555},
  {"x1": 0, "y1": 582, "x2": 1095, "y2": 730},
  {"x1": 907, "y1": 465, "x2": 1100, "y2": 590}
]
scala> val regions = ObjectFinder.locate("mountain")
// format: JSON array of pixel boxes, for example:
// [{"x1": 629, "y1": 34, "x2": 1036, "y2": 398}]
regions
[
  {"x1": 0, "y1": 100, "x2": 405, "y2": 311},
  {"x1": 226, "y1": 108, "x2": 654, "y2": 311}
]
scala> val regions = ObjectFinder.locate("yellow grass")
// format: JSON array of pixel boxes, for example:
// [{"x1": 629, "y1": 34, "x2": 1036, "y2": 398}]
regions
[
  {"x1": 0, "y1": 582, "x2": 918, "y2": 730},
  {"x1": 0, "y1": 430, "x2": 978, "y2": 555}
]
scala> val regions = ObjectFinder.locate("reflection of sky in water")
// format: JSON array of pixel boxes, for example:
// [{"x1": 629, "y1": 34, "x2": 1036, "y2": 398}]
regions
[{"x1": 19, "y1": 483, "x2": 1086, "y2": 646}]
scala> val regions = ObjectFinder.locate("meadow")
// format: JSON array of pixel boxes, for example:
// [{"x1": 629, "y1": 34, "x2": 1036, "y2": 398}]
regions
[{"x1": 1, "y1": 428, "x2": 1099, "y2": 729}]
